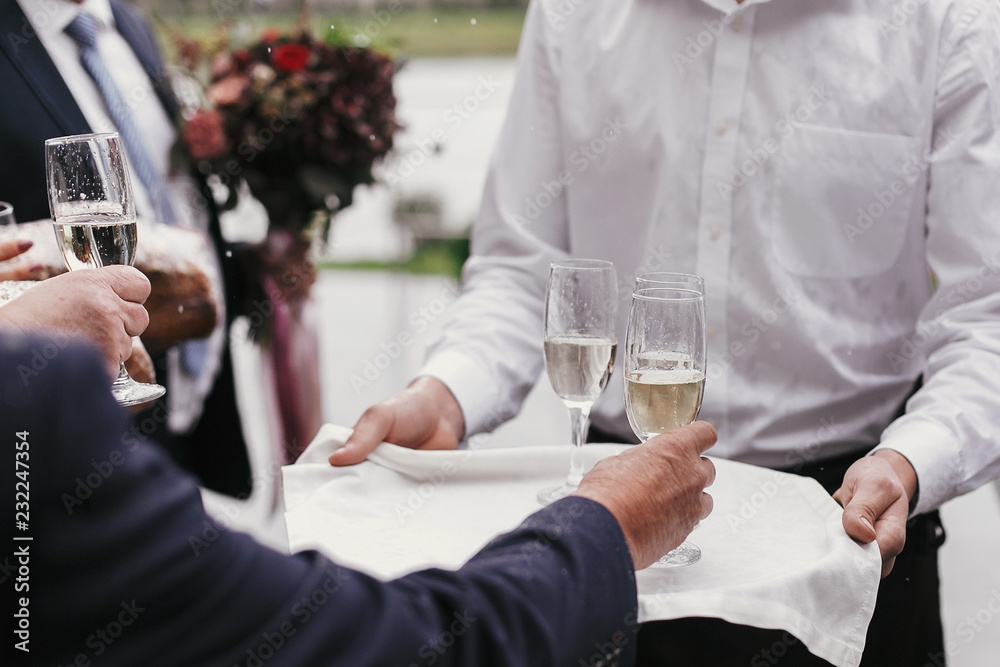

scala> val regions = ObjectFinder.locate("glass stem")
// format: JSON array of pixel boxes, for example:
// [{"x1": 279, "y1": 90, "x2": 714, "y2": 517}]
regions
[
  {"x1": 567, "y1": 406, "x2": 591, "y2": 488},
  {"x1": 113, "y1": 362, "x2": 131, "y2": 386}
]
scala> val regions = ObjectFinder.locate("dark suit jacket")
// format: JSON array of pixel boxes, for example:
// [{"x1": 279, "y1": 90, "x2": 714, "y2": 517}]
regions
[
  {"x1": 0, "y1": 335, "x2": 639, "y2": 666},
  {"x1": 0, "y1": 0, "x2": 253, "y2": 495},
  {"x1": 0, "y1": 0, "x2": 176, "y2": 221}
]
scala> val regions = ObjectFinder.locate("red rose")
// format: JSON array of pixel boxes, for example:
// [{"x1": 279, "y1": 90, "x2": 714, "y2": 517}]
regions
[
  {"x1": 183, "y1": 109, "x2": 228, "y2": 161},
  {"x1": 271, "y1": 43, "x2": 310, "y2": 73}
]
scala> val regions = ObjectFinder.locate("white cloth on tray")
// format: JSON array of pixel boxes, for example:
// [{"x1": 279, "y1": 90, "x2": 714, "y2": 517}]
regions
[{"x1": 284, "y1": 424, "x2": 881, "y2": 667}]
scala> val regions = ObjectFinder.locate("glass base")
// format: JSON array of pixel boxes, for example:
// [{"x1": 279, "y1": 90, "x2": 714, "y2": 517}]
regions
[
  {"x1": 112, "y1": 377, "x2": 166, "y2": 407},
  {"x1": 649, "y1": 540, "x2": 701, "y2": 568},
  {"x1": 537, "y1": 481, "x2": 579, "y2": 505}
]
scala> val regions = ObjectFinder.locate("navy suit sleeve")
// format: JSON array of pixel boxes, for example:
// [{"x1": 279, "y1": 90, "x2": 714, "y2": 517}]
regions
[{"x1": 1, "y1": 335, "x2": 638, "y2": 667}]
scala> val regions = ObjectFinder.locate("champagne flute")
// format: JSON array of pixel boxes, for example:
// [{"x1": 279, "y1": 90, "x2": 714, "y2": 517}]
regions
[
  {"x1": 0, "y1": 201, "x2": 16, "y2": 226},
  {"x1": 46, "y1": 132, "x2": 166, "y2": 407},
  {"x1": 538, "y1": 259, "x2": 618, "y2": 505},
  {"x1": 624, "y1": 285, "x2": 707, "y2": 567},
  {"x1": 635, "y1": 271, "x2": 704, "y2": 293}
]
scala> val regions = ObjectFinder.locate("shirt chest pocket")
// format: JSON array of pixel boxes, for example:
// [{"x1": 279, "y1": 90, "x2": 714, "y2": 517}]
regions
[{"x1": 770, "y1": 124, "x2": 921, "y2": 279}]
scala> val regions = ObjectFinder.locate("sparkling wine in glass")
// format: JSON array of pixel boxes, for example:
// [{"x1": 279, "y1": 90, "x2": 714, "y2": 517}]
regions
[
  {"x1": 46, "y1": 132, "x2": 165, "y2": 407},
  {"x1": 624, "y1": 285, "x2": 707, "y2": 567},
  {"x1": 538, "y1": 259, "x2": 618, "y2": 505}
]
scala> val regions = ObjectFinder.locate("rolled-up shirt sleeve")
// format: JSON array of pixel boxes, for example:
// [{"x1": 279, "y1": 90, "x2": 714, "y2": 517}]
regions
[{"x1": 873, "y1": 1, "x2": 1000, "y2": 514}]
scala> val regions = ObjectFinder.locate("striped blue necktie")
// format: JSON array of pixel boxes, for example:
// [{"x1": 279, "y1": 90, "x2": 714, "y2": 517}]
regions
[{"x1": 66, "y1": 12, "x2": 209, "y2": 376}]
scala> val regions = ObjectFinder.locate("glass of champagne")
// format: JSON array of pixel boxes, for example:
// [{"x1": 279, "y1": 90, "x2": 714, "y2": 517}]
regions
[
  {"x1": 624, "y1": 285, "x2": 707, "y2": 567},
  {"x1": 538, "y1": 259, "x2": 618, "y2": 505},
  {"x1": 635, "y1": 271, "x2": 704, "y2": 293},
  {"x1": 45, "y1": 132, "x2": 166, "y2": 407},
  {"x1": 0, "y1": 201, "x2": 16, "y2": 226}
]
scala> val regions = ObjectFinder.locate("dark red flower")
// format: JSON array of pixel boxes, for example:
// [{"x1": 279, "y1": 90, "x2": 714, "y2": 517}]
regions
[
  {"x1": 271, "y1": 43, "x2": 310, "y2": 73},
  {"x1": 183, "y1": 109, "x2": 228, "y2": 161}
]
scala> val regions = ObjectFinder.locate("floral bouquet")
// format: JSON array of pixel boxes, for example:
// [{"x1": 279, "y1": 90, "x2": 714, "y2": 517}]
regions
[
  {"x1": 178, "y1": 27, "x2": 399, "y2": 237},
  {"x1": 170, "y1": 25, "x2": 400, "y2": 459},
  {"x1": 173, "y1": 26, "x2": 400, "y2": 347}
]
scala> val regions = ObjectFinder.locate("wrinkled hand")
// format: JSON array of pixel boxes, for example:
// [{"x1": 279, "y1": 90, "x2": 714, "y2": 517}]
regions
[
  {"x1": 0, "y1": 238, "x2": 43, "y2": 281},
  {"x1": 330, "y1": 377, "x2": 466, "y2": 466},
  {"x1": 0, "y1": 267, "x2": 151, "y2": 379},
  {"x1": 833, "y1": 450, "x2": 917, "y2": 578},
  {"x1": 574, "y1": 422, "x2": 717, "y2": 570}
]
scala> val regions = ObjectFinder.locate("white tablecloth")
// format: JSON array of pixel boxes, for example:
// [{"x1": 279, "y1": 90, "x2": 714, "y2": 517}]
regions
[{"x1": 284, "y1": 425, "x2": 881, "y2": 667}]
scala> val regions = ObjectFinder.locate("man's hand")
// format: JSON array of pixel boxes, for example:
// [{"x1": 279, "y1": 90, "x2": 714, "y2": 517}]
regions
[
  {"x1": 0, "y1": 267, "x2": 151, "y2": 379},
  {"x1": 833, "y1": 450, "x2": 918, "y2": 578},
  {"x1": 0, "y1": 238, "x2": 43, "y2": 281},
  {"x1": 330, "y1": 377, "x2": 466, "y2": 466},
  {"x1": 573, "y1": 422, "x2": 717, "y2": 570}
]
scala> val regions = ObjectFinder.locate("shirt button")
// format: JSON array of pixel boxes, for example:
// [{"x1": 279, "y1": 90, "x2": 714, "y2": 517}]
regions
[
  {"x1": 731, "y1": 15, "x2": 745, "y2": 31},
  {"x1": 709, "y1": 224, "x2": 723, "y2": 240},
  {"x1": 715, "y1": 119, "x2": 729, "y2": 136}
]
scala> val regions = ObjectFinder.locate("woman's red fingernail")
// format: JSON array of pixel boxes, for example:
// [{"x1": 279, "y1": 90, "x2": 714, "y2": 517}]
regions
[{"x1": 17, "y1": 240, "x2": 33, "y2": 252}]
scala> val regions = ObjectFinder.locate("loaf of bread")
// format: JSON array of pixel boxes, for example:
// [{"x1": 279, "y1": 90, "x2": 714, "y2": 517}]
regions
[{"x1": 0, "y1": 220, "x2": 220, "y2": 347}]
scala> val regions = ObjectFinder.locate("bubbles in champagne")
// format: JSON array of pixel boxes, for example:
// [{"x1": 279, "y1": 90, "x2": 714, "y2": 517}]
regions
[
  {"x1": 53, "y1": 220, "x2": 138, "y2": 270},
  {"x1": 625, "y1": 368, "x2": 705, "y2": 440},
  {"x1": 544, "y1": 335, "x2": 617, "y2": 408}
]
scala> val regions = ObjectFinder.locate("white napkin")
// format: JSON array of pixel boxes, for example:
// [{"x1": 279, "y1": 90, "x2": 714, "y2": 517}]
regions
[{"x1": 284, "y1": 424, "x2": 881, "y2": 667}]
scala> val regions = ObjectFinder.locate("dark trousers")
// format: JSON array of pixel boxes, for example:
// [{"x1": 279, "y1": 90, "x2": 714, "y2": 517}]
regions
[
  {"x1": 587, "y1": 425, "x2": 947, "y2": 666},
  {"x1": 143, "y1": 348, "x2": 253, "y2": 498}
]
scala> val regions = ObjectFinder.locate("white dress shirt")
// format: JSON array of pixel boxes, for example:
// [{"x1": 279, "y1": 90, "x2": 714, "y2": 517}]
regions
[
  {"x1": 420, "y1": 0, "x2": 1000, "y2": 514},
  {"x1": 18, "y1": 0, "x2": 225, "y2": 432}
]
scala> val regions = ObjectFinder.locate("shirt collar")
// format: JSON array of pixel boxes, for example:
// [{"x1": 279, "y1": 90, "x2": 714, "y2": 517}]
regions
[
  {"x1": 698, "y1": 0, "x2": 773, "y2": 17},
  {"x1": 18, "y1": 0, "x2": 116, "y2": 41}
]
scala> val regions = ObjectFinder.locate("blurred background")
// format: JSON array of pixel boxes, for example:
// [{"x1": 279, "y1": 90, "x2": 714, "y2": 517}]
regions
[{"x1": 149, "y1": 2, "x2": 999, "y2": 664}]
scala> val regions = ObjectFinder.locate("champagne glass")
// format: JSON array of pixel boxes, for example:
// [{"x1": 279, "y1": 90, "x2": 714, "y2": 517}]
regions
[
  {"x1": 538, "y1": 259, "x2": 618, "y2": 505},
  {"x1": 635, "y1": 271, "x2": 703, "y2": 293},
  {"x1": 46, "y1": 132, "x2": 166, "y2": 407},
  {"x1": 624, "y1": 285, "x2": 707, "y2": 567},
  {"x1": 0, "y1": 201, "x2": 16, "y2": 226}
]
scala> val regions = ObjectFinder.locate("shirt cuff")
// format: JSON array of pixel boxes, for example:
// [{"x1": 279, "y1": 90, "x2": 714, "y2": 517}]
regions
[
  {"x1": 872, "y1": 419, "x2": 960, "y2": 515},
  {"x1": 418, "y1": 349, "x2": 501, "y2": 438}
]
